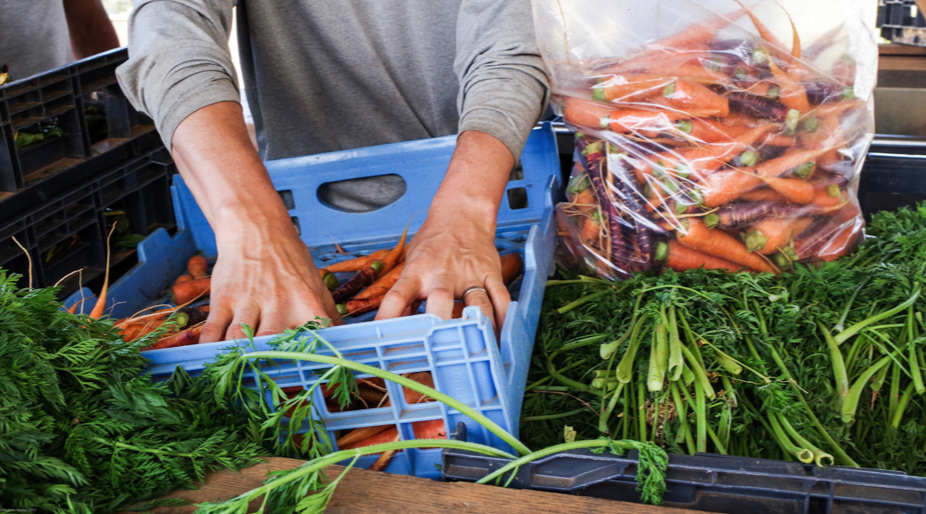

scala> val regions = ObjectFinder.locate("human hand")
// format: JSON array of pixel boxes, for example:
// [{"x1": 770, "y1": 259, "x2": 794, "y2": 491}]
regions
[
  {"x1": 374, "y1": 209, "x2": 510, "y2": 333},
  {"x1": 200, "y1": 222, "x2": 343, "y2": 343}
]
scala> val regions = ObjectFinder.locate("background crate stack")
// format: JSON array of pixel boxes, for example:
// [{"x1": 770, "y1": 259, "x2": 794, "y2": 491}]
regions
[
  {"x1": 0, "y1": 49, "x2": 175, "y2": 298},
  {"x1": 878, "y1": 0, "x2": 926, "y2": 47}
]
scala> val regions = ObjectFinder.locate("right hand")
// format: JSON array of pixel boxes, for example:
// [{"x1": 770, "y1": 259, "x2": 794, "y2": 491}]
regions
[
  {"x1": 171, "y1": 101, "x2": 342, "y2": 343},
  {"x1": 200, "y1": 220, "x2": 343, "y2": 343}
]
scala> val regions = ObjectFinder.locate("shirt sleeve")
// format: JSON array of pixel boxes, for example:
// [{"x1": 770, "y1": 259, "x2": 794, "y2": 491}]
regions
[
  {"x1": 454, "y1": 0, "x2": 551, "y2": 160},
  {"x1": 115, "y1": 0, "x2": 239, "y2": 152}
]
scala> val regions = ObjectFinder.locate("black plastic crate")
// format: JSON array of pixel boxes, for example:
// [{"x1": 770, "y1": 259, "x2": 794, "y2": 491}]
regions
[
  {"x1": 442, "y1": 424, "x2": 926, "y2": 514},
  {"x1": 0, "y1": 146, "x2": 176, "y2": 297},
  {"x1": 859, "y1": 140, "x2": 926, "y2": 219},
  {"x1": 0, "y1": 48, "x2": 160, "y2": 222}
]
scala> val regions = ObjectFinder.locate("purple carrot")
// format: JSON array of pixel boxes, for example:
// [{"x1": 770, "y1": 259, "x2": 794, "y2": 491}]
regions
[
  {"x1": 705, "y1": 201, "x2": 823, "y2": 230},
  {"x1": 725, "y1": 91, "x2": 788, "y2": 120},
  {"x1": 803, "y1": 82, "x2": 851, "y2": 105},
  {"x1": 331, "y1": 261, "x2": 382, "y2": 304}
]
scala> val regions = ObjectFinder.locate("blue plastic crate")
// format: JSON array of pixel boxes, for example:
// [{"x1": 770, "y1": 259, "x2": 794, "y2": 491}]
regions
[{"x1": 64, "y1": 123, "x2": 560, "y2": 477}]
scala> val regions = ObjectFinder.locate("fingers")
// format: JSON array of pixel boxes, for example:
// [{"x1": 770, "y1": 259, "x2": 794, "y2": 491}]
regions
[
  {"x1": 375, "y1": 275, "x2": 419, "y2": 321},
  {"x1": 484, "y1": 274, "x2": 511, "y2": 335},
  {"x1": 224, "y1": 301, "x2": 261, "y2": 341},
  {"x1": 200, "y1": 302, "x2": 233, "y2": 344},
  {"x1": 462, "y1": 285, "x2": 495, "y2": 331},
  {"x1": 424, "y1": 281, "x2": 455, "y2": 321}
]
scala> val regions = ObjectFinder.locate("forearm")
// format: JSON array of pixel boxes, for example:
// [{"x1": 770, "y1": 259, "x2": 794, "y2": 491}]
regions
[
  {"x1": 171, "y1": 102, "x2": 294, "y2": 245},
  {"x1": 430, "y1": 130, "x2": 514, "y2": 225},
  {"x1": 63, "y1": 0, "x2": 120, "y2": 59}
]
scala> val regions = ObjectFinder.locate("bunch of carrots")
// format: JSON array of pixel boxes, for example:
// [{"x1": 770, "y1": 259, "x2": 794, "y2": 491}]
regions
[{"x1": 555, "y1": 3, "x2": 869, "y2": 278}]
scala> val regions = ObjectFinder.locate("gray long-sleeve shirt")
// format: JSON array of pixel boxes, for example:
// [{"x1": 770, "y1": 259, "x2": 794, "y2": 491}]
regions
[{"x1": 116, "y1": 0, "x2": 549, "y2": 162}]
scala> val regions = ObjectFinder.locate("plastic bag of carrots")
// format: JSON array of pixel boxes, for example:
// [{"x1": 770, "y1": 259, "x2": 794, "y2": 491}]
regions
[{"x1": 535, "y1": 0, "x2": 875, "y2": 278}]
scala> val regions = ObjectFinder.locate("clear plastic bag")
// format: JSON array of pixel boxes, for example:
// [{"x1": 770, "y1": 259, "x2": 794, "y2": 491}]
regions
[{"x1": 534, "y1": 0, "x2": 876, "y2": 278}]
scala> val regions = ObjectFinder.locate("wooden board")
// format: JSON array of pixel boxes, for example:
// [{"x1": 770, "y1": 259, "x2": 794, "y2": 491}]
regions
[{"x1": 142, "y1": 457, "x2": 711, "y2": 514}]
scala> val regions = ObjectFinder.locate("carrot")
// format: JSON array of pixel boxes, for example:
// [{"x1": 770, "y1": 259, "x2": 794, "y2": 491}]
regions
[
  {"x1": 175, "y1": 274, "x2": 193, "y2": 285},
  {"x1": 744, "y1": 216, "x2": 815, "y2": 254},
  {"x1": 403, "y1": 372, "x2": 435, "y2": 404},
  {"x1": 756, "y1": 147, "x2": 832, "y2": 179},
  {"x1": 676, "y1": 218, "x2": 778, "y2": 274},
  {"x1": 721, "y1": 112, "x2": 761, "y2": 127},
  {"x1": 814, "y1": 100, "x2": 865, "y2": 119},
  {"x1": 411, "y1": 419, "x2": 448, "y2": 446},
  {"x1": 812, "y1": 184, "x2": 846, "y2": 209},
  {"x1": 500, "y1": 252, "x2": 523, "y2": 284},
  {"x1": 377, "y1": 218, "x2": 412, "y2": 278},
  {"x1": 645, "y1": 6, "x2": 746, "y2": 53},
  {"x1": 817, "y1": 219, "x2": 863, "y2": 262},
  {"x1": 337, "y1": 425, "x2": 393, "y2": 448},
  {"x1": 573, "y1": 188, "x2": 597, "y2": 207},
  {"x1": 683, "y1": 118, "x2": 749, "y2": 143},
  {"x1": 737, "y1": 1, "x2": 795, "y2": 64},
  {"x1": 114, "y1": 308, "x2": 176, "y2": 329},
  {"x1": 171, "y1": 277, "x2": 210, "y2": 305},
  {"x1": 341, "y1": 296, "x2": 383, "y2": 317},
  {"x1": 145, "y1": 324, "x2": 203, "y2": 351},
  {"x1": 368, "y1": 447, "x2": 399, "y2": 472},
  {"x1": 657, "y1": 240, "x2": 753, "y2": 273},
  {"x1": 355, "y1": 262, "x2": 404, "y2": 300},
  {"x1": 187, "y1": 255, "x2": 208, "y2": 280},
  {"x1": 562, "y1": 97, "x2": 616, "y2": 130},
  {"x1": 762, "y1": 134, "x2": 797, "y2": 146},
  {"x1": 331, "y1": 261, "x2": 382, "y2": 304},
  {"x1": 768, "y1": 58, "x2": 810, "y2": 114},
  {"x1": 662, "y1": 78, "x2": 729, "y2": 117},
  {"x1": 88, "y1": 223, "x2": 117, "y2": 319},
  {"x1": 595, "y1": 74, "x2": 670, "y2": 103},
  {"x1": 322, "y1": 248, "x2": 389, "y2": 274},
  {"x1": 763, "y1": 176, "x2": 814, "y2": 204},
  {"x1": 68, "y1": 295, "x2": 94, "y2": 315},
  {"x1": 701, "y1": 170, "x2": 763, "y2": 208},
  {"x1": 121, "y1": 319, "x2": 167, "y2": 343},
  {"x1": 340, "y1": 426, "x2": 399, "y2": 450},
  {"x1": 738, "y1": 188, "x2": 789, "y2": 203},
  {"x1": 607, "y1": 109, "x2": 692, "y2": 134},
  {"x1": 579, "y1": 216, "x2": 601, "y2": 244},
  {"x1": 799, "y1": 116, "x2": 841, "y2": 149}
]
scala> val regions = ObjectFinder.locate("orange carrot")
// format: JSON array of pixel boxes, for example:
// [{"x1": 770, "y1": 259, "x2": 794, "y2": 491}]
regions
[
  {"x1": 411, "y1": 419, "x2": 448, "y2": 447},
  {"x1": 645, "y1": 6, "x2": 746, "y2": 53},
  {"x1": 355, "y1": 262, "x2": 404, "y2": 300},
  {"x1": 817, "y1": 219, "x2": 863, "y2": 262},
  {"x1": 684, "y1": 118, "x2": 749, "y2": 143},
  {"x1": 756, "y1": 147, "x2": 832, "y2": 179},
  {"x1": 738, "y1": 188, "x2": 789, "y2": 203},
  {"x1": 682, "y1": 124, "x2": 774, "y2": 178},
  {"x1": 658, "y1": 240, "x2": 753, "y2": 273},
  {"x1": 402, "y1": 372, "x2": 435, "y2": 404},
  {"x1": 145, "y1": 324, "x2": 203, "y2": 351},
  {"x1": 663, "y1": 78, "x2": 729, "y2": 117},
  {"x1": 368, "y1": 447, "x2": 399, "y2": 472},
  {"x1": 500, "y1": 252, "x2": 524, "y2": 284},
  {"x1": 121, "y1": 319, "x2": 169, "y2": 343},
  {"x1": 763, "y1": 176, "x2": 814, "y2": 204},
  {"x1": 89, "y1": 223, "x2": 117, "y2": 319},
  {"x1": 800, "y1": 116, "x2": 841, "y2": 149},
  {"x1": 701, "y1": 169, "x2": 763, "y2": 208},
  {"x1": 676, "y1": 218, "x2": 778, "y2": 274},
  {"x1": 175, "y1": 274, "x2": 193, "y2": 285},
  {"x1": 337, "y1": 425, "x2": 393, "y2": 448},
  {"x1": 342, "y1": 296, "x2": 384, "y2": 316},
  {"x1": 812, "y1": 185, "x2": 846, "y2": 209},
  {"x1": 721, "y1": 112, "x2": 761, "y2": 127},
  {"x1": 762, "y1": 134, "x2": 797, "y2": 146},
  {"x1": 579, "y1": 216, "x2": 601, "y2": 243},
  {"x1": 377, "y1": 220, "x2": 412, "y2": 278},
  {"x1": 814, "y1": 100, "x2": 865, "y2": 119},
  {"x1": 68, "y1": 295, "x2": 94, "y2": 315},
  {"x1": 744, "y1": 217, "x2": 815, "y2": 254},
  {"x1": 340, "y1": 426, "x2": 400, "y2": 450},
  {"x1": 596, "y1": 73, "x2": 670, "y2": 103},
  {"x1": 768, "y1": 58, "x2": 810, "y2": 114},
  {"x1": 322, "y1": 248, "x2": 389, "y2": 274},
  {"x1": 607, "y1": 109, "x2": 692, "y2": 134},
  {"x1": 187, "y1": 255, "x2": 208, "y2": 280},
  {"x1": 562, "y1": 97, "x2": 617, "y2": 130},
  {"x1": 171, "y1": 277, "x2": 210, "y2": 305},
  {"x1": 573, "y1": 188, "x2": 597, "y2": 206}
]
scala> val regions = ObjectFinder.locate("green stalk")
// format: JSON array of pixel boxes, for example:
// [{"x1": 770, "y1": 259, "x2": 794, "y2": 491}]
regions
[
  {"x1": 239, "y1": 351, "x2": 531, "y2": 455},
  {"x1": 681, "y1": 345, "x2": 715, "y2": 400},
  {"x1": 648, "y1": 320, "x2": 668, "y2": 392},
  {"x1": 842, "y1": 351, "x2": 899, "y2": 425},
  {"x1": 695, "y1": 378, "x2": 707, "y2": 453},
  {"x1": 546, "y1": 358, "x2": 602, "y2": 396},
  {"x1": 908, "y1": 308, "x2": 925, "y2": 394},
  {"x1": 766, "y1": 345, "x2": 859, "y2": 467},
  {"x1": 556, "y1": 291, "x2": 608, "y2": 315},
  {"x1": 559, "y1": 334, "x2": 608, "y2": 353},
  {"x1": 776, "y1": 415, "x2": 834, "y2": 467},
  {"x1": 522, "y1": 407, "x2": 590, "y2": 423},
  {"x1": 638, "y1": 382, "x2": 648, "y2": 442},
  {"x1": 834, "y1": 290, "x2": 921, "y2": 345},
  {"x1": 767, "y1": 413, "x2": 814, "y2": 463},
  {"x1": 721, "y1": 375, "x2": 737, "y2": 408},
  {"x1": 617, "y1": 314, "x2": 649, "y2": 383},
  {"x1": 622, "y1": 384, "x2": 631, "y2": 440},
  {"x1": 890, "y1": 382, "x2": 916, "y2": 430},
  {"x1": 666, "y1": 305, "x2": 684, "y2": 382},
  {"x1": 671, "y1": 382, "x2": 696, "y2": 455},
  {"x1": 704, "y1": 422, "x2": 727, "y2": 455},
  {"x1": 835, "y1": 279, "x2": 869, "y2": 332},
  {"x1": 818, "y1": 321, "x2": 849, "y2": 404},
  {"x1": 871, "y1": 359, "x2": 890, "y2": 392},
  {"x1": 889, "y1": 362, "x2": 901, "y2": 421},
  {"x1": 713, "y1": 347, "x2": 743, "y2": 375},
  {"x1": 599, "y1": 382, "x2": 625, "y2": 435}
]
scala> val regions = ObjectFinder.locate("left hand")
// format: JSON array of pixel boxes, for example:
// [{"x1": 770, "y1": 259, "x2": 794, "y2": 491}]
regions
[{"x1": 375, "y1": 130, "x2": 515, "y2": 333}]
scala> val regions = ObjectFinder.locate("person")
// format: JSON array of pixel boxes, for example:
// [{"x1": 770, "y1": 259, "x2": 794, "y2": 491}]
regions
[
  {"x1": 116, "y1": 0, "x2": 549, "y2": 343},
  {"x1": 0, "y1": 0, "x2": 119, "y2": 79}
]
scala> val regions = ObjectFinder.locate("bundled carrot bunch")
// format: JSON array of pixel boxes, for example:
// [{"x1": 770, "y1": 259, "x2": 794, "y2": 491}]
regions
[{"x1": 554, "y1": 3, "x2": 871, "y2": 279}]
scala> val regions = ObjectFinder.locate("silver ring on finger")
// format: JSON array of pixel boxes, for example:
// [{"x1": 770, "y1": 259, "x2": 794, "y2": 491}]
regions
[{"x1": 462, "y1": 285, "x2": 487, "y2": 300}]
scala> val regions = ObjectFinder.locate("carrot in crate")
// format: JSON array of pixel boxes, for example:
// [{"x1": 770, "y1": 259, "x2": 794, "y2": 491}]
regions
[
  {"x1": 321, "y1": 248, "x2": 389, "y2": 274},
  {"x1": 172, "y1": 277, "x2": 211, "y2": 305},
  {"x1": 337, "y1": 425, "x2": 393, "y2": 448},
  {"x1": 145, "y1": 324, "x2": 203, "y2": 350},
  {"x1": 187, "y1": 255, "x2": 208, "y2": 280},
  {"x1": 331, "y1": 261, "x2": 382, "y2": 304}
]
